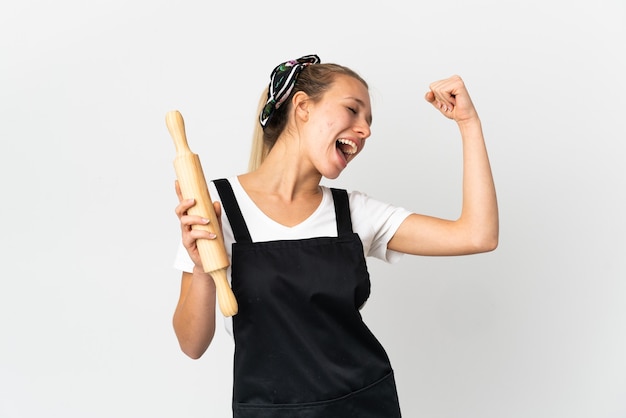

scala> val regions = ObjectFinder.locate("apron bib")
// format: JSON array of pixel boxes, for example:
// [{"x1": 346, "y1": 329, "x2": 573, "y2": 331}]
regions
[{"x1": 214, "y1": 179, "x2": 402, "y2": 418}]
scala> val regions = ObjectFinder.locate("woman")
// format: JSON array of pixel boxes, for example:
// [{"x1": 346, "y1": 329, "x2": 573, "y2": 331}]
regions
[{"x1": 172, "y1": 54, "x2": 498, "y2": 417}]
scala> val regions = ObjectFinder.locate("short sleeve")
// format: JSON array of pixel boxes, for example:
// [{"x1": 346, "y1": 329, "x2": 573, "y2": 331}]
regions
[
  {"x1": 348, "y1": 190, "x2": 412, "y2": 263},
  {"x1": 173, "y1": 241, "x2": 195, "y2": 273}
]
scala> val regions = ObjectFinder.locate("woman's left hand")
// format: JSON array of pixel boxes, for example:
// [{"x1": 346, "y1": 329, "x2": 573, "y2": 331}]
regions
[{"x1": 425, "y1": 75, "x2": 479, "y2": 124}]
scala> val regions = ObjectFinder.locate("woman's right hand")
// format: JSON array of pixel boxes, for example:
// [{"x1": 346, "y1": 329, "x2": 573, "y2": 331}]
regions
[{"x1": 174, "y1": 180, "x2": 220, "y2": 269}]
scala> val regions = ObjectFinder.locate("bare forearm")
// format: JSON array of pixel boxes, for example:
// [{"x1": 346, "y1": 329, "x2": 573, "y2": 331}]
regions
[
  {"x1": 173, "y1": 267, "x2": 217, "y2": 359},
  {"x1": 457, "y1": 117, "x2": 499, "y2": 250},
  {"x1": 389, "y1": 76, "x2": 498, "y2": 256}
]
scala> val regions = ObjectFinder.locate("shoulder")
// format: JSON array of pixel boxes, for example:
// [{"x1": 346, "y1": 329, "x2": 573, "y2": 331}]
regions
[
  {"x1": 209, "y1": 176, "x2": 242, "y2": 202},
  {"x1": 322, "y1": 187, "x2": 412, "y2": 262},
  {"x1": 320, "y1": 185, "x2": 412, "y2": 231}
]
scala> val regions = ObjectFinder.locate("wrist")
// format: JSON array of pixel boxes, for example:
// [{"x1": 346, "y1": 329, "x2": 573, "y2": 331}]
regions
[{"x1": 456, "y1": 115, "x2": 482, "y2": 133}]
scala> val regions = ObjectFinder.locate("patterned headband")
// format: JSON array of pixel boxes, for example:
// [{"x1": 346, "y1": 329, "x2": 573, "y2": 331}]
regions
[{"x1": 259, "y1": 54, "x2": 321, "y2": 128}]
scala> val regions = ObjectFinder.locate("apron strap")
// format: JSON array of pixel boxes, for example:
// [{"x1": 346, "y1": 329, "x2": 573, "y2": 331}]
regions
[
  {"x1": 330, "y1": 188, "x2": 354, "y2": 237},
  {"x1": 214, "y1": 180, "x2": 353, "y2": 241},
  {"x1": 213, "y1": 178, "x2": 253, "y2": 243}
]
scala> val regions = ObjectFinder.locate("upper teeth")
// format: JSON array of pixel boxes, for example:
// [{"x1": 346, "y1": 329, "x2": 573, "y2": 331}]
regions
[{"x1": 337, "y1": 138, "x2": 357, "y2": 154}]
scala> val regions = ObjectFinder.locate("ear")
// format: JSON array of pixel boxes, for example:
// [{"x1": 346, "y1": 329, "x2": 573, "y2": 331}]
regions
[{"x1": 292, "y1": 91, "x2": 310, "y2": 122}]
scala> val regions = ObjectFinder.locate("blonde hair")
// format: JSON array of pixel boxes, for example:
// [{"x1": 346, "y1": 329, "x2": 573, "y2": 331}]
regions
[
  {"x1": 247, "y1": 63, "x2": 368, "y2": 172},
  {"x1": 248, "y1": 86, "x2": 271, "y2": 172}
]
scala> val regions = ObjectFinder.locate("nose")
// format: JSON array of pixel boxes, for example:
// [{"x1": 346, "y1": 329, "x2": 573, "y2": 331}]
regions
[{"x1": 354, "y1": 118, "x2": 371, "y2": 140}]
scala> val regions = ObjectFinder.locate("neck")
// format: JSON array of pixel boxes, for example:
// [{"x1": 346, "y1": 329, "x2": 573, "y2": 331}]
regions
[{"x1": 241, "y1": 140, "x2": 321, "y2": 202}]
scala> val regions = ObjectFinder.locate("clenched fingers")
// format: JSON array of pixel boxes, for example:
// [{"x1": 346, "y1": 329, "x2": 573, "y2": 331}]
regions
[{"x1": 425, "y1": 75, "x2": 477, "y2": 123}]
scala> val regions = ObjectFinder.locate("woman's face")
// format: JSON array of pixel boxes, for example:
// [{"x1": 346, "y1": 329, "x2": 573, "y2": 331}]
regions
[{"x1": 303, "y1": 74, "x2": 372, "y2": 179}]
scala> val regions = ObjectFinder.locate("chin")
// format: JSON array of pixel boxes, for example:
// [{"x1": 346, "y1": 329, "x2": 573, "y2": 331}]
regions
[
  {"x1": 321, "y1": 168, "x2": 344, "y2": 180},
  {"x1": 318, "y1": 158, "x2": 349, "y2": 180}
]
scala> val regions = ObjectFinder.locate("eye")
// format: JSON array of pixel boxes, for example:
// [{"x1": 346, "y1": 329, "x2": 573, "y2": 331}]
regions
[{"x1": 347, "y1": 107, "x2": 357, "y2": 114}]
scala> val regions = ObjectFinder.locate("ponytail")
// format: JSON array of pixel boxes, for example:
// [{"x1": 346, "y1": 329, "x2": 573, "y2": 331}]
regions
[{"x1": 248, "y1": 87, "x2": 270, "y2": 172}]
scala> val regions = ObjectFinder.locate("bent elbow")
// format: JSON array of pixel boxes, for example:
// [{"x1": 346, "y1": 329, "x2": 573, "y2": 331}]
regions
[
  {"x1": 483, "y1": 236, "x2": 499, "y2": 252},
  {"x1": 182, "y1": 347, "x2": 206, "y2": 360},
  {"x1": 178, "y1": 337, "x2": 212, "y2": 360},
  {"x1": 475, "y1": 232, "x2": 498, "y2": 253},
  {"x1": 173, "y1": 317, "x2": 213, "y2": 360},
  {"x1": 463, "y1": 225, "x2": 498, "y2": 254}
]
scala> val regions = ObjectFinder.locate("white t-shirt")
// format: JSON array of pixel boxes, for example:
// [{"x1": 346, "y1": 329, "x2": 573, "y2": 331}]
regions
[{"x1": 173, "y1": 176, "x2": 412, "y2": 334}]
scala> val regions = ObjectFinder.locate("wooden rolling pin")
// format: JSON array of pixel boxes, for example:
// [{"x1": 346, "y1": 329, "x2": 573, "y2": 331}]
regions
[{"x1": 166, "y1": 110, "x2": 238, "y2": 317}]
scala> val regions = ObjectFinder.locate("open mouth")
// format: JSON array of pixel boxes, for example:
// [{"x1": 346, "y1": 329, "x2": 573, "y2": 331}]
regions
[{"x1": 336, "y1": 138, "x2": 358, "y2": 157}]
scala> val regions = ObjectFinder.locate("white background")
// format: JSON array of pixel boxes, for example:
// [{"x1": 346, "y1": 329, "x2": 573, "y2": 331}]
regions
[{"x1": 1, "y1": 1, "x2": 625, "y2": 417}]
